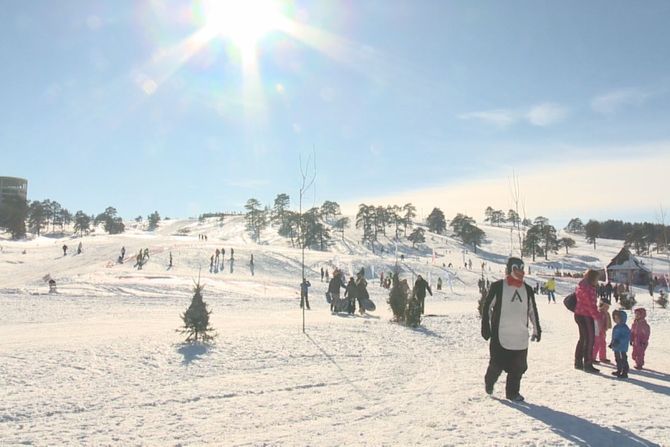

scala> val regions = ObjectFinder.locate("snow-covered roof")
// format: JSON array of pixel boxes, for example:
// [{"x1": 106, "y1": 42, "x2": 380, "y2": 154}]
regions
[{"x1": 606, "y1": 247, "x2": 651, "y2": 272}]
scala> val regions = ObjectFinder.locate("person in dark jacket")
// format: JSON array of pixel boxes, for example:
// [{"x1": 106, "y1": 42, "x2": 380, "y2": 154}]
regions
[
  {"x1": 328, "y1": 269, "x2": 346, "y2": 312},
  {"x1": 482, "y1": 257, "x2": 541, "y2": 402},
  {"x1": 345, "y1": 277, "x2": 357, "y2": 314},
  {"x1": 300, "y1": 278, "x2": 311, "y2": 310},
  {"x1": 414, "y1": 275, "x2": 433, "y2": 314}
]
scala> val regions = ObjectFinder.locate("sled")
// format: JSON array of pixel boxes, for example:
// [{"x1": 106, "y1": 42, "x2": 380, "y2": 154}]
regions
[{"x1": 360, "y1": 298, "x2": 376, "y2": 312}]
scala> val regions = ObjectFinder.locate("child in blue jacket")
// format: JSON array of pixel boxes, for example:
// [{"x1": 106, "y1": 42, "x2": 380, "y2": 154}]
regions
[{"x1": 609, "y1": 310, "x2": 631, "y2": 378}]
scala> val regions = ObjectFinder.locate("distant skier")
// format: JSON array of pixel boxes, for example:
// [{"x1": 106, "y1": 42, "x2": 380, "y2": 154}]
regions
[
  {"x1": 215, "y1": 249, "x2": 220, "y2": 266},
  {"x1": 121, "y1": 246, "x2": 126, "y2": 261},
  {"x1": 320, "y1": 267, "x2": 324, "y2": 282},
  {"x1": 168, "y1": 251, "x2": 173, "y2": 269},
  {"x1": 300, "y1": 278, "x2": 311, "y2": 310},
  {"x1": 77, "y1": 242, "x2": 82, "y2": 255},
  {"x1": 437, "y1": 277, "x2": 443, "y2": 291},
  {"x1": 249, "y1": 254, "x2": 255, "y2": 276},
  {"x1": 210, "y1": 255, "x2": 214, "y2": 273},
  {"x1": 62, "y1": 244, "x2": 68, "y2": 256}
]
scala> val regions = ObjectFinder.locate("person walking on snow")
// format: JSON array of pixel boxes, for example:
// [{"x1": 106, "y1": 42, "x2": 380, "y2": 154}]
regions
[
  {"x1": 249, "y1": 254, "x2": 255, "y2": 276},
  {"x1": 574, "y1": 269, "x2": 601, "y2": 373},
  {"x1": 592, "y1": 300, "x2": 612, "y2": 364},
  {"x1": 631, "y1": 308, "x2": 650, "y2": 370},
  {"x1": 62, "y1": 244, "x2": 68, "y2": 256},
  {"x1": 345, "y1": 276, "x2": 357, "y2": 314},
  {"x1": 414, "y1": 274, "x2": 433, "y2": 314},
  {"x1": 482, "y1": 257, "x2": 541, "y2": 402}
]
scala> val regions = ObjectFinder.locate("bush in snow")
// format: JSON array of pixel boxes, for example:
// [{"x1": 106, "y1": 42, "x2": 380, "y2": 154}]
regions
[
  {"x1": 404, "y1": 292, "x2": 422, "y2": 328},
  {"x1": 179, "y1": 282, "x2": 215, "y2": 342},
  {"x1": 388, "y1": 274, "x2": 407, "y2": 322}
]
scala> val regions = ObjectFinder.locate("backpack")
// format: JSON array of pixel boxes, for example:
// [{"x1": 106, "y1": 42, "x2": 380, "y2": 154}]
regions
[{"x1": 563, "y1": 292, "x2": 577, "y2": 312}]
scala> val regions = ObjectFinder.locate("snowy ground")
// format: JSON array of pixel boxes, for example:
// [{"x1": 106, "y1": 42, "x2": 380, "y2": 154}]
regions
[{"x1": 1, "y1": 217, "x2": 669, "y2": 446}]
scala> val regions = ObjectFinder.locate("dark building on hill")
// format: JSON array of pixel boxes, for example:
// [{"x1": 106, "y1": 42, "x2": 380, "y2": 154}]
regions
[
  {"x1": 0, "y1": 177, "x2": 28, "y2": 205},
  {"x1": 606, "y1": 247, "x2": 651, "y2": 286}
]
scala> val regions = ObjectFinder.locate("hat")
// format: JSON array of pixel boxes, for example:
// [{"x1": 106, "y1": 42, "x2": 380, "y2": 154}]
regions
[{"x1": 506, "y1": 257, "x2": 524, "y2": 275}]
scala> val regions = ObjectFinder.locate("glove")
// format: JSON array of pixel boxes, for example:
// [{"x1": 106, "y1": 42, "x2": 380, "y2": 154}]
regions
[
  {"x1": 531, "y1": 332, "x2": 541, "y2": 342},
  {"x1": 481, "y1": 325, "x2": 491, "y2": 341}
]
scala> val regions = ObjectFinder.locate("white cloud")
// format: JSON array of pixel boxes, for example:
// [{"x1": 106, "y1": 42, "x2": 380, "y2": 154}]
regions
[
  {"x1": 340, "y1": 142, "x2": 670, "y2": 223},
  {"x1": 525, "y1": 103, "x2": 568, "y2": 126},
  {"x1": 460, "y1": 103, "x2": 568, "y2": 128},
  {"x1": 591, "y1": 88, "x2": 650, "y2": 115},
  {"x1": 458, "y1": 109, "x2": 517, "y2": 128}
]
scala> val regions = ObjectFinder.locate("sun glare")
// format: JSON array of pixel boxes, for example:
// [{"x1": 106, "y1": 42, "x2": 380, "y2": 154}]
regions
[{"x1": 203, "y1": 0, "x2": 280, "y2": 49}]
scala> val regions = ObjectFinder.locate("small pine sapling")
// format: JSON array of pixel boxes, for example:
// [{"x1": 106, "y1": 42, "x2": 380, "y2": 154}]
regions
[{"x1": 179, "y1": 281, "x2": 215, "y2": 342}]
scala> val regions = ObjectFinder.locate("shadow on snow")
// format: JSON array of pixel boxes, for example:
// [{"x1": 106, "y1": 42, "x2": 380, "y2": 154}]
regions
[
  {"x1": 177, "y1": 343, "x2": 210, "y2": 365},
  {"x1": 499, "y1": 399, "x2": 661, "y2": 446}
]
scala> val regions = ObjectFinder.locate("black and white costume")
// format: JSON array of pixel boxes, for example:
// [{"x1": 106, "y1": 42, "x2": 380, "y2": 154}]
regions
[{"x1": 482, "y1": 278, "x2": 541, "y2": 400}]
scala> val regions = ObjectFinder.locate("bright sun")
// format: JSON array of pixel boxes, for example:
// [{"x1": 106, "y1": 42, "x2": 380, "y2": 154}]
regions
[{"x1": 203, "y1": 0, "x2": 281, "y2": 49}]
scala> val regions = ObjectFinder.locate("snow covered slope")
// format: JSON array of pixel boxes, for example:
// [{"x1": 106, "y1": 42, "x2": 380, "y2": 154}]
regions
[{"x1": 1, "y1": 217, "x2": 669, "y2": 446}]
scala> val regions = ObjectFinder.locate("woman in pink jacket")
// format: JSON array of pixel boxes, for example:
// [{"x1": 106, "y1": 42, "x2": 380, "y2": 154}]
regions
[
  {"x1": 631, "y1": 308, "x2": 651, "y2": 369},
  {"x1": 574, "y1": 269, "x2": 601, "y2": 373}
]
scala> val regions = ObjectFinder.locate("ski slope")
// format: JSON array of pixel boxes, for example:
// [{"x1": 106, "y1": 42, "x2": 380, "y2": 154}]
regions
[{"x1": 1, "y1": 217, "x2": 669, "y2": 446}]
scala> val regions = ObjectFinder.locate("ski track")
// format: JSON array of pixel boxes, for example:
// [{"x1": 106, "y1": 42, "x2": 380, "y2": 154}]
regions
[{"x1": 1, "y1": 217, "x2": 669, "y2": 445}]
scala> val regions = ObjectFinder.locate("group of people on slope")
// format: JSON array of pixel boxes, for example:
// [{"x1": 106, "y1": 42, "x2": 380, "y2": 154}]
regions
[
  {"x1": 574, "y1": 269, "x2": 651, "y2": 378},
  {"x1": 327, "y1": 268, "x2": 369, "y2": 315},
  {"x1": 480, "y1": 257, "x2": 653, "y2": 403}
]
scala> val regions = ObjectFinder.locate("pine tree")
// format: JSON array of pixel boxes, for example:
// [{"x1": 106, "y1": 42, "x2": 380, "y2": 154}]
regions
[
  {"x1": 73, "y1": 211, "x2": 91, "y2": 237},
  {"x1": 147, "y1": 211, "x2": 161, "y2": 231},
  {"x1": 179, "y1": 282, "x2": 215, "y2": 342},
  {"x1": 408, "y1": 227, "x2": 425, "y2": 248},
  {"x1": 426, "y1": 207, "x2": 447, "y2": 234}
]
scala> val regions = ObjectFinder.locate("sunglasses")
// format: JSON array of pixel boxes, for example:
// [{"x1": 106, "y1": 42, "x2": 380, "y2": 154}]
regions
[{"x1": 511, "y1": 263, "x2": 525, "y2": 272}]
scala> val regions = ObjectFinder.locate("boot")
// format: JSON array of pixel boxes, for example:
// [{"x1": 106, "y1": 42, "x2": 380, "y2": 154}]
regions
[{"x1": 583, "y1": 364, "x2": 600, "y2": 373}]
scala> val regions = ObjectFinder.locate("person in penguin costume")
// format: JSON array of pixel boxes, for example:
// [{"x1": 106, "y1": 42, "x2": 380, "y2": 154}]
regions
[{"x1": 481, "y1": 257, "x2": 541, "y2": 402}]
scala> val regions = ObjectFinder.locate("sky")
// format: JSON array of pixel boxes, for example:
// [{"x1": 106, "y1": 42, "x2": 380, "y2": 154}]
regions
[{"x1": 2, "y1": 0, "x2": 669, "y2": 226}]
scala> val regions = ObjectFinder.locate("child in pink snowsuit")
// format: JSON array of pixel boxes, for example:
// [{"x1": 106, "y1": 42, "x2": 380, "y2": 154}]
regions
[
  {"x1": 631, "y1": 308, "x2": 650, "y2": 369},
  {"x1": 592, "y1": 300, "x2": 612, "y2": 363}
]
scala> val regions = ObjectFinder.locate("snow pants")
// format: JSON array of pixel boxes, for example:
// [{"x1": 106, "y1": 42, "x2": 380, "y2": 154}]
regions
[
  {"x1": 592, "y1": 334, "x2": 608, "y2": 362},
  {"x1": 632, "y1": 343, "x2": 647, "y2": 368},
  {"x1": 615, "y1": 351, "x2": 630, "y2": 376},
  {"x1": 485, "y1": 339, "x2": 528, "y2": 399},
  {"x1": 574, "y1": 315, "x2": 595, "y2": 368}
]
